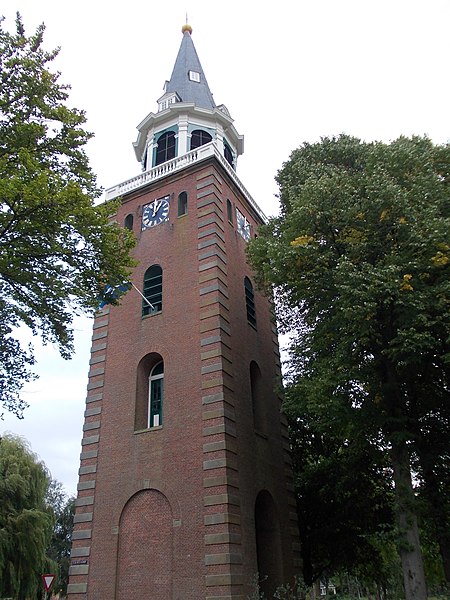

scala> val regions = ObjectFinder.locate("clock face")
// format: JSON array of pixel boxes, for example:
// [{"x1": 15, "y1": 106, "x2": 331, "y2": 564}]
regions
[
  {"x1": 142, "y1": 196, "x2": 170, "y2": 230},
  {"x1": 236, "y1": 208, "x2": 251, "y2": 242}
]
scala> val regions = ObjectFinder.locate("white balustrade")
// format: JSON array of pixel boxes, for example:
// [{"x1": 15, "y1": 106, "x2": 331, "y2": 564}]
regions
[{"x1": 104, "y1": 142, "x2": 267, "y2": 223}]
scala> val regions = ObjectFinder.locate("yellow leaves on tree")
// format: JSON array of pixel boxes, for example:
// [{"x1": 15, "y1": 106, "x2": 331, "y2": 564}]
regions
[
  {"x1": 291, "y1": 235, "x2": 314, "y2": 247},
  {"x1": 400, "y1": 274, "x2": 413, "y2": 292}
]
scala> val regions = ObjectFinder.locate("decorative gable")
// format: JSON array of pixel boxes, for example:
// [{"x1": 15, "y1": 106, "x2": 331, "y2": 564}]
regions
[{"x1": 157, "y1": 91, "x2": 181, "y2": 113}]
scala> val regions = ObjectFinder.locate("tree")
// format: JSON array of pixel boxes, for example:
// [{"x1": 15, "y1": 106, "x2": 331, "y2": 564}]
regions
[
  {"x1": 415, "y1": 423, "x2": 450, "y2": 585},
  {"x1": 0, "y1": 433, "x2": 54, "y2": 599},
  {"x1": 0, "y1": 14, "x2": 135, "y2": 418},
  {"x1": 247, "y1": 135, "x2": 450, "y2": 600},
  {"x1": 46, "y1": 480, "x2": 75, "y2": 597},
  {"x1": 288, "y1": 414, "x2": 396, "y2": 588}
]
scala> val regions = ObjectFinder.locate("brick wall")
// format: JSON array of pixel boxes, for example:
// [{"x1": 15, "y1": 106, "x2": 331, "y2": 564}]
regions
[{"x1": 67, "y1": 158, "x2": 299, "y2": 600}]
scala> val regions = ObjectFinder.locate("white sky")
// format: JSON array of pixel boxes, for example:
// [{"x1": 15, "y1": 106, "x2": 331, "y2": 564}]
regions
[{"x1": 1, "y1": 0, "x2": 449, "y2": 497}]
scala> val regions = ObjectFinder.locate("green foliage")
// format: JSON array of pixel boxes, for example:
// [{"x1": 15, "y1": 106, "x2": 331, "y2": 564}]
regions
[
  {"x1": 248, "y1": 135, "x2": 450, "y2": 597},
  {"x1": 0, "y1": 13, "x2": 135, "y2": 418},
  {"x1": 414, "y1": 394, "x2": 450, "y2": 583},
  {"x1": 289, "y1": 415, "x2": 396, "y2": 586},
  {"x1": 0, "y1": 433, "x2": 54, "y2": 600},
  {"x1": 46, "y1": 480, "x2": 75, "y2": 597},
  {"x1": 272, "y1": 577, "x2": 309, "y2": 599},
  {"x1": 247, "y1": 574, "x2": 309, "y2": 600}
]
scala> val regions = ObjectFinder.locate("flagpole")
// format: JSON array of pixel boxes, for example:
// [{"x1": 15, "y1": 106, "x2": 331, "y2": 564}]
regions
[
  {"x1": 130, "y1": 282, "x2": 156, "y2": 310},
  {"x1": 98, "y1": 281, "x2": 156, "y2": 311}
]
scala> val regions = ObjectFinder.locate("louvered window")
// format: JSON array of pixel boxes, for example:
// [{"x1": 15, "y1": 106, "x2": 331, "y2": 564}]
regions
[
  {"x1": 244, "y1": 277, "x2": 256, "y2": 328},
  {"x1": 143, "y1": 265, "x2": 162, "y2": 316}
]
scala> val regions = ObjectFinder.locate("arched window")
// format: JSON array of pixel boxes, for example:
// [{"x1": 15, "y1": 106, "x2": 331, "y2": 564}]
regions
[
  {"x1": 224, "y1": 142, "x2": 234, "y2": 168},
  {"x1": 148, "y1": 361, "x2": 164, "y2": 428},
  {"x1": 226, "y1": 199, "x2": 233, "y2": 224},
  {"x1": 244, "y1": 277, "x2": 256, "y2": 328},
  {"x1": 190, "y1": 129, "x2": 212, "y2": 150},
  {"x1": 155, "y1": 131, "x2": 176, "y2": 166},
  {"x1": 142, "y1": 265, "x2": 162, "y2": 316},
  {"x1": 124, "y1": 214, "x2": 134, "y2": 230},
  {"x1": 250, "y1": 361, "x2": 265, "y2": 433},
  {"x1": 135, "y1": 353, "x2": 163, "y2": 430},
  {"x1": 178, "y1": 191, "x2": 188, "y2": 216}
]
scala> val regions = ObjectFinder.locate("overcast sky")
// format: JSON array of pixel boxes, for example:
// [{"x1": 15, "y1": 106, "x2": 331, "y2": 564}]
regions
[{"x1": 1, "y1": 0, "x2": 449, "y2": 497}]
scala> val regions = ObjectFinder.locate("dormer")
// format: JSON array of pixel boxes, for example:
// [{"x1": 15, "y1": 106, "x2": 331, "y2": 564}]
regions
[{"x1": 157, "y1": 91, "x2": 181, "y2": 113}]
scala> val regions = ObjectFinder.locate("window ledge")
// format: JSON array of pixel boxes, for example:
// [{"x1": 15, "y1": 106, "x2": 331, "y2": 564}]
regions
[
  {"x1": 142, "y1": 310, "x2": 162, "y2": 320},
  {"x1": 134, "y1": 425, "x2": 163, "y2": 435}
]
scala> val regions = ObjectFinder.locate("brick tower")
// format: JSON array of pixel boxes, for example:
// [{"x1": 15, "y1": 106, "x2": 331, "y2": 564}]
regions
[{"x1": 67, "y1": 24, "x2": 299, "y2": 600}]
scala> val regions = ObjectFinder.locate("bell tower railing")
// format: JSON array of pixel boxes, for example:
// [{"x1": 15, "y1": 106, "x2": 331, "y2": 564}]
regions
[{"x1": 104, "y1": 142, "x2": 267, "y2": 223}]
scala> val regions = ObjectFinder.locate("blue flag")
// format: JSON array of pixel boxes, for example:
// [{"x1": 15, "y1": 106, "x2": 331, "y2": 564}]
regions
[{"x1": 98, "y1": 282, "x2": 131, "y2": 308}]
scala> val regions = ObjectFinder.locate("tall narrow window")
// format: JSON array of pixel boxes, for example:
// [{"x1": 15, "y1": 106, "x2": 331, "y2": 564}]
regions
[
  {"x1": 244, "y1": 277, "x2": 256, "y2": 328},
  {"x1": 124, "y1": 214, "x2": 134, "y2": 230},
  {"x1": 227, "y1": 199, "x2": 233, "y2": 224},
  {"x1": 190, "y1": 129, "x2": 212, "y2": 150},
  {"x1": 142, "y1": 265, "x2": 162, "y2": 316},
  {"x1": 224, "y1": 142, "x2": 234, "y2": 168},
  {"x1": 250, "y1": 361, "x2": 265, "y2": 433},
  {"x1": 155, "y1": 131, "x2": 176, "y2": 166},
  {"x1": 141, "y1": 148, "x2": 148, "y2": 171},
  {"x1": 178, "y1": 191, "x2": 188, "y2": 216},
  {"x1": 149, "y1": 361, "x2": 164, "y2": 427},
  {"x1": 135, "y1": 353, "x2": 163, "y2": 431}
]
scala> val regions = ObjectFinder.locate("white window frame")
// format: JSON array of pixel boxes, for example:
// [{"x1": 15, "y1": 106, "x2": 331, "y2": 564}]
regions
[{"x1": 148, "y1": 363, "x2": 164, "y2": 428}]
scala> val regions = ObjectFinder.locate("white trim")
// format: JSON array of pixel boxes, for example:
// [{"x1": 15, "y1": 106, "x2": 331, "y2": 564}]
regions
[{"x1": 105, "y1": 142, "x2": 267, "y2": 223}]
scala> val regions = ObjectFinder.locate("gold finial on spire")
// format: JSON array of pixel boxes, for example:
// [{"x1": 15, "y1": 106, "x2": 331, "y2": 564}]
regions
[{"x1": 182, "y1": 15, "x2": 192, "y2": 35}]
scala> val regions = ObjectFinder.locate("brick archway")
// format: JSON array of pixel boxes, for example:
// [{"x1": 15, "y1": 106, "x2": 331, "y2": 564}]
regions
[
  {"x1": 116, "y1": 489, "x2": 173, "y2": 599},
  {"x1": 255, "y1": 489, "x2": 284, "y2": 597}
]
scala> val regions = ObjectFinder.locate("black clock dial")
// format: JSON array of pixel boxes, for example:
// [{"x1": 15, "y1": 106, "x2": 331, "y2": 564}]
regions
[{"x1": 142, "y1": 196, "x2": 170, "y2": 229}]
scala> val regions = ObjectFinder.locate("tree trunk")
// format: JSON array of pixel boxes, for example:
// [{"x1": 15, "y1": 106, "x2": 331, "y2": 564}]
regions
[{"x1": 389, "y1": 437, "x2": 427, "y2": 600}]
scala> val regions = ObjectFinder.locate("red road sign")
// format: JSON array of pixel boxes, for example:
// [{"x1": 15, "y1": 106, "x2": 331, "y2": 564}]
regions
[{"x1": 42, "y1": 574, "x2": 56, "y2": 592}]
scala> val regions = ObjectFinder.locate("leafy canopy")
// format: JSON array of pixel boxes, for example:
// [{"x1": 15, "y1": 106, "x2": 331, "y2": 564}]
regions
[
  {"x1": 0, "y1": 14, "x2": 135, "y2": 417},
  {"x1": 248, "y1": 134, "x2": 449, "y2": 434}
]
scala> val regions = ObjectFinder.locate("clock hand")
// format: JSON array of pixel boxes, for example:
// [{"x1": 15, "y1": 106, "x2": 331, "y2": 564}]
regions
[{"x1": 152, "y1": 201, "x2": 161, "y2": 217}]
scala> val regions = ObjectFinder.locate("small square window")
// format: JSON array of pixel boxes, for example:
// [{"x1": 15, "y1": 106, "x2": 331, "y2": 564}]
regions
[{"x1": 188, "y1": 70, "x2": 200, "y2": 82}]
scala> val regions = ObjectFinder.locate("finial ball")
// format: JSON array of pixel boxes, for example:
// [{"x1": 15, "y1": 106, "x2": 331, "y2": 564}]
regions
[{"x1": 182, "y1": 24, "x2": 192, "y2": 34}]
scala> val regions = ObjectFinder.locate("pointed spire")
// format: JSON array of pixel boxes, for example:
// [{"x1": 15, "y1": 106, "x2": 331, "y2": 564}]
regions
[{"x1": 165, "y1": 25, "x2": 216, "y2": 110}]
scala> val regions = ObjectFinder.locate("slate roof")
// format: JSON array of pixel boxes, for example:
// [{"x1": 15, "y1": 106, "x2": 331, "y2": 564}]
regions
[{"x1": 165, "y1": 29, "x2": 216, "y2": 110}]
